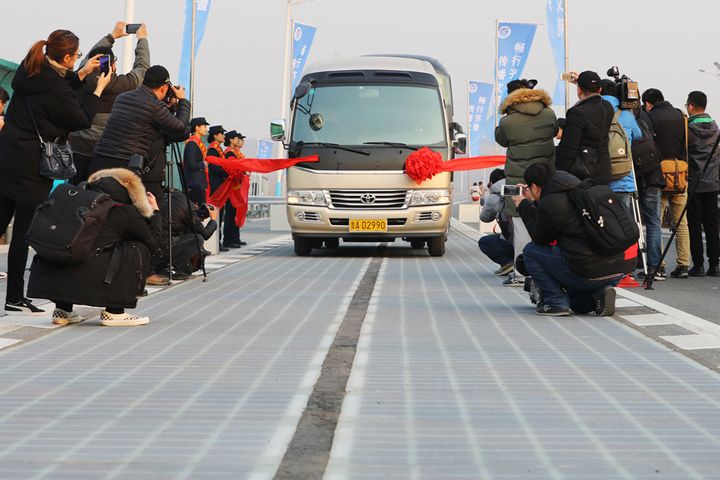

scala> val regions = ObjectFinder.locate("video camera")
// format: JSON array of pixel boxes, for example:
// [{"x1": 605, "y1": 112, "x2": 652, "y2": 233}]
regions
[{"x1": 607, "y1": 66, "x2": 640, "y2": 110}]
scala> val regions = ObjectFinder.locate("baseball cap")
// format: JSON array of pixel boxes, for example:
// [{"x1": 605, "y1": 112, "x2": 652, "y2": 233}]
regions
[
  {"x1": 143, "y1": 65, "x2": 171, "y2": 88},
  {"x1": 577, "y1": 70, "x2": 601, "y2": 91}
]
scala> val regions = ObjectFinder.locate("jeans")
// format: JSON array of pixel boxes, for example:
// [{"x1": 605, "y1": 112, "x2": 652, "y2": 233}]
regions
[
  {"x1": 478, "y1": 234, "x2": 514, "y2": 266},
  {"x1": 661, "y1": 192, "x2": 690, "y2": 267},
  {"x1": 687, "y1": 190, "x2": 720, "y2": 267},
  {"x1": 523, "y1": 243, "x2": 622, "y2": 312},
  {"x1": 639, "y1": 187, "x2": 662, "y2": 269}
]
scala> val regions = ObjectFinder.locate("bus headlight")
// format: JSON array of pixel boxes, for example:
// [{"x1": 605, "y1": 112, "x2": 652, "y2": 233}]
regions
[
  {"x1": 409, "y1": 189, "x2": 450, "y2": 206},
  {"x1": 287, "y1": 190, "x2": 327, "y2": 206}
]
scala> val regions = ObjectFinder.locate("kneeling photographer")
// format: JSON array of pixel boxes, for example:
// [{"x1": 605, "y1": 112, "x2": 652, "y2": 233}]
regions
[
  {"x1": 513, "y1": 162, "x2": 637, "y2": 317},
  {"x1": 90, "y1": 65, "x2": 191, "y2": 184}
]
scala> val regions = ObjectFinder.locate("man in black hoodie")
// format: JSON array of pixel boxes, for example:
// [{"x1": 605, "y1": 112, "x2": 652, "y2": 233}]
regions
[
  {"x1": 685, "y1": 91, "x2": 720, "y2": 276},
  {"x1": 514, "y1": 162, "x2": 635, "y2": 316}
]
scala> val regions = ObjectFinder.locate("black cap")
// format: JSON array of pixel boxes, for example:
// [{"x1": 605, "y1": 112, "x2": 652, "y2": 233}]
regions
[
  {"x1": 223, "y1": 130, "x2": 239, "y2": 146},
  {"x1": 143, "y1": 65, "x2": 171, "y2": 88},
  {"x1": 577, "y1": 70, "x2": 601, "y2": 91},
  {"x1": 190, "y1": 117, "x2": 210, "y2": 128},
  {"x1": 209, "y1": 125, "x2": 226, "y2": 137}
]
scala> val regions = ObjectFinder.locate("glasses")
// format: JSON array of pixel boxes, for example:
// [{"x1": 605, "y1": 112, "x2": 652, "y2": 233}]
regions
[{"x1": 75, "y1": 51, "x2": 83, "y2": 58}]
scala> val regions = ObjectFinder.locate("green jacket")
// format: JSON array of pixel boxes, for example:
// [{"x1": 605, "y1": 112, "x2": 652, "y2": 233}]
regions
[{"x1": 495, "y1": 88, "x2": 558, "y2": 216}]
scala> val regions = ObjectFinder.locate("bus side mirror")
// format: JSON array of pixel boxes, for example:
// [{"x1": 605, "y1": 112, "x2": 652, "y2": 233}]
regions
[
  {"x1": 270, "y1": 119, "x2": 286, "y2": 142},
  {"x1": 453, "y1": 133, "x2": 467, "y2": 155}
]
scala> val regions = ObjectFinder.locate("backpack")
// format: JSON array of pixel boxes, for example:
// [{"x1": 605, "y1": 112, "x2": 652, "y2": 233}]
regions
[
  {"x1": 27, "y1": 183, "x2": 114, "y2": 265},
  {"x1": 568, "y1": 180, "x2": 639, "y2": 256},
  {"x1": 608, "y1": 110, "x2": 632, "y2": 180},
  {"x1": 632, "y1": 117, "x2": 661, "y2": 175}
]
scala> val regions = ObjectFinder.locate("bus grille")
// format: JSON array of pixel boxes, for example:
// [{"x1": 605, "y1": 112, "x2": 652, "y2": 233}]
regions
[{"x1": 328, "y1": 189, "x2": 409, "y2": 209}]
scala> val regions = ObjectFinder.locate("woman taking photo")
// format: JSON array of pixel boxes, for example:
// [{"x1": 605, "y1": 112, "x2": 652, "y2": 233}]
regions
[{"x1": 0, "y1": 30, "x2": 110, "y2": 315}]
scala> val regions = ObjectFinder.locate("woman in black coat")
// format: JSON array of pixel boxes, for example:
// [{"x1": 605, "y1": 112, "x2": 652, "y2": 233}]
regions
[
  {"x1": 0, "y1": 29, "x2": 110, "y2": 315},
  {"x1": 28, "y1": 168, "x2": 162, "y2": 327}
]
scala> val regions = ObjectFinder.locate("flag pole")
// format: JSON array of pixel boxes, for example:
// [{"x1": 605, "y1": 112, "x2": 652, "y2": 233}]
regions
[
  {"x1": 189, "y1": 0, "x2": 196, "y2": 115},
  {"x1": 121, "y1": 0, "x2": 135, "y2": 74},
  {"x1": 493, "y1": 19, "x2": 499, "y2": 154},
  {"x1": 277, "y1": 0, "x2": 293, "y2": 196},
  {"x1": 564, "y1": 0, "x2": 570, "y2": 113}
]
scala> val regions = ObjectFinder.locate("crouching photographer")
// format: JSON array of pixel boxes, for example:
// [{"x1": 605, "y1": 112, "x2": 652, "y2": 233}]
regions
[
  {"x1": 513, "y1": 162, "x2": 637, "y2": 317},
  {"x1": 27, "y1": 169, "x2": 162, "y2": 327},
  {"x1": 156, "y1": 191, "x2": 219, "y2": 279}
]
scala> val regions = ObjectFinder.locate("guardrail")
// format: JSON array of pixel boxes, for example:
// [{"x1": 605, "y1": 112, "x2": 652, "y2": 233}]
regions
[{"x1": 247, "y1": 196, "x2": 285, "y2": 219}]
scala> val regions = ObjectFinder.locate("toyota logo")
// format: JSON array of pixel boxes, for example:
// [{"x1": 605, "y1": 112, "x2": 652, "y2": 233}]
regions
[{"x1": 360, "y1": 193, "x2": 376, "y2": 204}]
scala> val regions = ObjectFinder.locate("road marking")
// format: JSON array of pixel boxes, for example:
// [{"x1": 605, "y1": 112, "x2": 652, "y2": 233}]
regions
[
  {"x1": 659, "y1": 334, "x2": 720, "y2": 350},
  {"x1": 619, "y1": 313, "x2": 675, "y2": 326}
]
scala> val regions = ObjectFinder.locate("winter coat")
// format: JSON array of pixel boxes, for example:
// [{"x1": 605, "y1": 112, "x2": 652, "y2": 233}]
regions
[
  {"x1": 517, "y1": 170, "x2": 634, "y2": 279},
  {"x1": 495, "y1": 88, "x2": 558, "y2": 216},
  {"x1": 646, "y1": 101, "x2": 686, "y2": 161},
  {"x1": 91, "y1": 85, "x2": 191, "y2": 170},
  {"x1": 687, "y1": 113, "x2": 720, "y2": 193},
  {"x1": 0, "y1": 61, "x2": 98, "y2": 206},
  {"x1": 183, "y1": 140, "x2": 206, "y2": 188},
  {"x1": 28, "y1": 168, "x2": 162, "y2": 309},
  {"x1": 69, "y1": 35, "x2": 150, "y2": 156},
  {"x1": 635, "y1": 110, "x2": 666, "y2": 190},
  {"x1": 556, "y1": 94, "x2": 614, "y2": 185},
  {"x1": 480, "y1": 179, "x2": 511, "y2": 241},
  {"x1": 603, "y1": 95, "x2": 640, "y2": 193},
  {"x1": 159, "y1": 191, "x2": 217, "y2": 259}
]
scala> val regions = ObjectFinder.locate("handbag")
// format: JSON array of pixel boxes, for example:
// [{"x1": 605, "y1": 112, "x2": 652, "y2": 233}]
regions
[
  {"x1": 26, "y1": 97, "x2": 77, "y2": 180},
  {"x1": 661, "y1": 113, "x2": 689, "y2": 194}
]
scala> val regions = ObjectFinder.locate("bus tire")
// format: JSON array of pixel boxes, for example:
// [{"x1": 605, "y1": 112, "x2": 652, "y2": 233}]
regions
[
  {"x1": 428, "y1": 236, "x2": 445, "y2": 257},
  {"x1": 294, "y1": 237, "x2": 312, "y2": 256}
]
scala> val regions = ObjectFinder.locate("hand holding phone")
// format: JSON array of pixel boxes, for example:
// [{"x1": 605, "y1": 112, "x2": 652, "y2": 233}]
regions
[
  {"x1": 99, "y1": 55, "x2": 111, "y2": 75},
  {"x1": 126, "y1": 23, "x2": 142, "y2": 34},
  {"x1": 502, "y1": 184, "x2": 524, "y2": 197}
]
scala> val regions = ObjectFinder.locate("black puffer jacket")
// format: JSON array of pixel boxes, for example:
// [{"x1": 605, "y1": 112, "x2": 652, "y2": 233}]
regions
[
  {"x1": 556, "y1": 95, "x2": 614, "y2": 185},
  {"x1": 91, "y1": 85, "x2": 190, "y2": 170},
  {"x1": 28, "y1": 168, "x2": 162, "y2": 309},
  {"x1": 687, "y1": 113, "x2": 720, "y2": 193},
  {"x1": 160, "y1": 190, "x2": 216, "y2": 248},
  {"x1": 647, "y1": 101, "x2": 686, "y2": 161},
  {"x1": 518, "y1": 170, "x2": 634, "y2": 279}
]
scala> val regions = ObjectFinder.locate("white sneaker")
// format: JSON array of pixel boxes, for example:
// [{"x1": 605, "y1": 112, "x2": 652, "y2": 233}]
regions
[
  {"x1": 52, "y1": 308, "x2": 84, "y2": 326},
  {"x1": 100, "y1": 310, "x2": 150, "y2": 327}
]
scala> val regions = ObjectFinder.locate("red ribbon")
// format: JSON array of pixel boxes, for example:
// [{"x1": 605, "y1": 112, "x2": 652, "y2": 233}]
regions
[{"x1": 404, "y1": 147, "x2": 506, "y2": 185}]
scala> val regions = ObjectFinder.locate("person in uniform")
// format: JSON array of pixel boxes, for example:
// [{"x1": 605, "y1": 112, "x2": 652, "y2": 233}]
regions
[
  {"x1": 183, "y1": 117, "x2": 210, "y2": 218},
  {"x1": 219, "y1": 130, "x2": 248, "y2": 248}
]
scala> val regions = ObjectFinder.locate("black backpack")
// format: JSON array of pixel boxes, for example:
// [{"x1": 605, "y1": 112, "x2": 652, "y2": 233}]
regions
[
  {"x1": 27, "y1": 183, "x2": 114, "y2": 265},
  {"x1": 632, "y1": 117, "x2": 661, "y2": 175},
  {"x1": 568, "y1": 180, "x2": 639, "y2": 256}
]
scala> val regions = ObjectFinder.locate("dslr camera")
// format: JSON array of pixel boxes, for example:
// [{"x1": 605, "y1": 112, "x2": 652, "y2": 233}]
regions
[{"x1": 607, "y1": 66, "x2": 640, "y2": 110}]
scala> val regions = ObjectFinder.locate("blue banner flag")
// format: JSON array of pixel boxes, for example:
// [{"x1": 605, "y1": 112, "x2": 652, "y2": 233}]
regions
[
  {"x1": 467, "y1": 81, "x2": 495, "y2": 157},
  {"x1": 291, "y1": 23, "x2": 317, "y2": 93},
  {"x1": 495, "y1": 22, "x2": 537, "y2": 107},
  {"x1": 546, "y1": 0, "x2": 566, "y2": 105},
  {"x1": 257, "y1": 139, "x2": 274, "y2": 159},
  {"x1": 178, "y1": 0, "x2": 213, "y2": 93}
]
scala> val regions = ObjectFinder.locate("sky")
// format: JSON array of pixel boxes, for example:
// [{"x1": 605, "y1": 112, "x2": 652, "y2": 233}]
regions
[{"x1": 3, "y1": 0, "x2": 720, "y2": 156}]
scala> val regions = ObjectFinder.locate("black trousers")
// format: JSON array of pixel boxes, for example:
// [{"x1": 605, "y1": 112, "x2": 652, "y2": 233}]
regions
[
  {"x1": 0, "y1": 193, "x2": 39, "y2": 303},
  {"x1": 221, "y1": 201, "x2": 240, "y2": 246},
  {"x1": 186, "y1": 184, "x2": 208, "y2": 219},
  {"x1": 687, "y1": 190, "x2": 720, "y2": 267}
]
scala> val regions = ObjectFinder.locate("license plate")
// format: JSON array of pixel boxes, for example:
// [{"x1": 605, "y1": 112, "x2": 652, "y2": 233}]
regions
[{"x1": 349, "y1": 219, "x2": 387, "y2": 232}]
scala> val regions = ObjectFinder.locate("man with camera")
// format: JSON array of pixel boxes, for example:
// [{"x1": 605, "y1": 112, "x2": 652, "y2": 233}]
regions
[
  {"x1": 90, "y1": 65, "x2": 191, "y2": 181},
  {"x1": 513, "y1": 162, "x2": 636, "y2": 316},
  {"x1": 556, "y1": 71, "x2": 614, "y2": 185},
  {"x1": 642, "y1": 88, "x2": 690, "y2": 278},
  {"x1": 69, "y1": 21, "x2": 150, "y2": 184}
]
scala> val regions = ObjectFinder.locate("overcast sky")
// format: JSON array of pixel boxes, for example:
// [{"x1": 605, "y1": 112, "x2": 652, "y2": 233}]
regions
[{"x1": 3, "y1": 0, "x2": 720, "y2": 153}]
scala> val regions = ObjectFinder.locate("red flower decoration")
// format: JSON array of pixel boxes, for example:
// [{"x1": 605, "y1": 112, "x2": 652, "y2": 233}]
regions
[{"x1": 405, "y1": 147, "x2": 444, "y2": 185}]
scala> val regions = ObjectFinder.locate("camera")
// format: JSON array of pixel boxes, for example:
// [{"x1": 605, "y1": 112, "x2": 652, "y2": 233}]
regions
[
  {"x1": 99, "y1": 54, "x2": 111, "y2": 75},
  {"x1": 163, "y1": 81, "x2": 176, "y2": 104},
  {"x1": 502, "y1": 184, "x2": 524, "y2": 197},
  {"x1": 128, "y1": 154, "x2": 146, "y2": 176},
  {"x1": 607, "y1": 66, "x2": 640, "y2": 110}
]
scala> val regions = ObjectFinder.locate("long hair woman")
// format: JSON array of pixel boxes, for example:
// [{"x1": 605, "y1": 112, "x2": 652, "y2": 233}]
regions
[{"x1": 0, "y1": 30, "x2": 110, "y2": 315}]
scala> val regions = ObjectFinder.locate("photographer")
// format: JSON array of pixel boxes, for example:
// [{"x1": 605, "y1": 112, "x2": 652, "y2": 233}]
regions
[
  {"x1": 514, "y1": 162, "x2": 635, "y2": 316},
  {"x1": 478, "y1": 168, "x2": 514, "y2": 276},
  {"x1": 90, "y1": 65, "x2": 191, "y2": 180},
  {"x1": 69, "y1": 21, "x2": 150, "y2": 184}
]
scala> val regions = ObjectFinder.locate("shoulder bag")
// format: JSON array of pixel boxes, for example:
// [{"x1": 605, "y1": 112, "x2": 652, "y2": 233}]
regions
[
  {"x1": 26, "y1": 97, "x2": 77, "y2": 180},
  {"x1": 660, "y1": 112, "x2": 689, "y2": 194}
]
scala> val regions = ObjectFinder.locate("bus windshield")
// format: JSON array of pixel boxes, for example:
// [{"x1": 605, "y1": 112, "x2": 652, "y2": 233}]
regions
[{"x1": 292, "y1": 84, "x2": 447, "y2": 147}]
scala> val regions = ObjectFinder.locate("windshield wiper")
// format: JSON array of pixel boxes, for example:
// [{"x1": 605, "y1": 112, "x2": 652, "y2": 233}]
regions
[
  {"x1": 296, "y1": 142, "x2": 370, "y2": 156},
  {"x1": 363, "y1": 142, "x2": 419, "y2": 151}
]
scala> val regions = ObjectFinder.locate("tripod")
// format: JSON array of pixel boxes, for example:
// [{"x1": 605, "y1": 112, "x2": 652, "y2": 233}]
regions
[
  {"x1": 629, "y1": 157, "x2": 648, "y2": 277},
  {"x1": 644, "y1": 133, "x2": 720, "y2": 289},
  {"x1": 164, "y1": 141, "x2": 208, "y2": 282}
]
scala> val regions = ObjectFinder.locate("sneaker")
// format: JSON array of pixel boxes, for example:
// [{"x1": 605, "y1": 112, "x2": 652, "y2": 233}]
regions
[
  {"x1": 146, "y1": 274, "x2": 170, "y2": 286},
  {"x1": 688, "y1": 266, "x2": 705, "y2": 277},
  {"x1": 637, "y1": 268, "x2": 667, "y2": 284},
  {"x1": 593, "y1": 286, "x2": 616, "y2": 316},
  {"x1": 670, "y1": 265, "x2": 689, "y2": 279},
  {"x1": 52, "y1": 308, "x2": 84, "y2": 326},
  {"x1": 708, "y1": 265, "x2": 720, "y2": 277},
  {"x1": 5, "y1": 298, "x2": 46, "y2": 316},
  {"x1": 536, "y1": 303, "x2": 570, "y2": 316},
  {"x1": 494, "y1": 263, "x2": 514, "y2": 276},
  {"x1": 100, "y1": 310, "x2": 150, "y2": 327},
  {"x1": 503, "y1": 276, "x2": 525, "y2": 287}
]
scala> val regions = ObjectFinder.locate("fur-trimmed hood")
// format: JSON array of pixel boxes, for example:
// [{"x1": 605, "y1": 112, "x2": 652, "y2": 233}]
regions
[
  {"x1": 500, "y1": 88, "x2": 552, "y2": 115},
  {"x1": 88, "y1": 168, "x2": 155, "y2": 218}
]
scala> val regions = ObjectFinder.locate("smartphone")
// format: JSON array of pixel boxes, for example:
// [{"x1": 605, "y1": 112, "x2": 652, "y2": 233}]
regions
[
  {"x1": 502, "y1": 184, "x2": 524, "y2": 197},
  {"x1": 99, "y1": 55, "x2": 111, "y2": 75},
  {"x1": 560, "y1": 72, "x2": 574, "y2": 81},
  {"x1": 126, "y1": 23, "x2": 141, "y2": 34}
]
